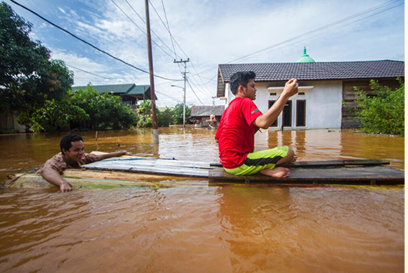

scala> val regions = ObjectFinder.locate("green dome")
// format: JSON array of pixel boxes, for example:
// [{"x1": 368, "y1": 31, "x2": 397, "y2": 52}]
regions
[{"x1": 297, "y1": 47, "x2": 315, "y2": 63}]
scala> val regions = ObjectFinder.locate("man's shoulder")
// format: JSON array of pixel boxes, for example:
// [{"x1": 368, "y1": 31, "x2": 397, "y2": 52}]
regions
[
  {"x1": 37, "y1": 152, "x2": 65, "y2": 174},
  {"x1": 49, "y1": 152, "x2": 63, "y2": 161},
  {"x1": 232, "y1": 97, "x2": 255, "y2": 105}
]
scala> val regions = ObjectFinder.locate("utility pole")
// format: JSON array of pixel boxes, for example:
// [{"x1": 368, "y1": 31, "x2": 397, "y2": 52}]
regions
[
  {"x1": 174, "y1": 58, "x2": 189, "y2": 127},
  {"x1": 145, "y1": 0, "x2": 159, "y2": 144}
]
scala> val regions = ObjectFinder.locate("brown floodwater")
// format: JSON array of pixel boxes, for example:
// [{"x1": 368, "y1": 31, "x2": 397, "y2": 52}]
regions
[{"x1": 0, "y1": 128, "x2": 404, "y2": 272}]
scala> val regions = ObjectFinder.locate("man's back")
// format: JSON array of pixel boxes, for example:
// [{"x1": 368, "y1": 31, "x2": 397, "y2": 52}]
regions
[{"x1": 215, "y1": 97, "x2": 262, "y2": 168}]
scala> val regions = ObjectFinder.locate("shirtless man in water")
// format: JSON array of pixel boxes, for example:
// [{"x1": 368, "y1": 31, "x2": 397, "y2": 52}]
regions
[
  {"x1": 215, "y1": 71, "x2": 298, "y2": 178},
  {"x1": 38, "y1": 134, "x2": 131, "y2": 192}
]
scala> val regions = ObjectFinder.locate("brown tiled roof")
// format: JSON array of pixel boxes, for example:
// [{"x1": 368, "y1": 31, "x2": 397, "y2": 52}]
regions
[
  {"x1": 190, "y1": 105, "x2": 225, "y2": 117},
  {"x1": 218, "y1": 60, "x2": 404, "y2": 82}
]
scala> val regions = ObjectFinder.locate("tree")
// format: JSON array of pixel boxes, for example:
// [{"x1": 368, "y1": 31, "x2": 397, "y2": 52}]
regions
[
  {"x1": 157, "y1": 107, "x2": 173, "y2": 127},
  {"x1": 136, "y1": 100, "x2": 153, "y2": 128},
  {"x1": 17, "y1": 95, "x2": 88, "y2": 132},
  {"x1": 0, "y1": 2, "x2": 73, "y2": 112},
  {"x1": 354, "y1": 79, "x2": 404, "y2": 136},
  {"x1": 172, "y1": 103, "x2": 191, "y2": 124},
  {"x1": 71, "y1": 85, "x2": 137, "y2": 130}
]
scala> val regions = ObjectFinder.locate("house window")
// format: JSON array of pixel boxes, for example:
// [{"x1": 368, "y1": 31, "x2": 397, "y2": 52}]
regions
[
  {"x1": 282, "y1": 101, "x2": 292, "y2": 127},
  {"x1": 296, "y1": 100, "x2": 306, "y2": 127},
  {"x1": 268, "y1": 100, "x2": 278, "y2": 127}
]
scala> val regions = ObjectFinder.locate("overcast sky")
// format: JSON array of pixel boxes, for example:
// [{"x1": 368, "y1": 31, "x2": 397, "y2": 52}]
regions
[{"x1": 6, "y1": 0, "x2": 405, "y2": 107}]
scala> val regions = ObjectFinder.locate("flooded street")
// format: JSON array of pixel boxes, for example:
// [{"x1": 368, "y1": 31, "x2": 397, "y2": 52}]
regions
[{"x1": 0, "y1": 128, "x2": 404, "y2": 272}]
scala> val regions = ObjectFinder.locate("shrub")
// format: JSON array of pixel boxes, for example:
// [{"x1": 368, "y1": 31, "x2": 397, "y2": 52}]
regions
[{"x1": 354, "y1": 79, "x2": 404, "y2": 136}]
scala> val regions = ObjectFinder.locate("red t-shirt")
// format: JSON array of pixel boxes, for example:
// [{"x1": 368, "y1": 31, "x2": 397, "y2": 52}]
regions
[{"x1": 215, "y1": 97, "x2": 262, "y2": 168}]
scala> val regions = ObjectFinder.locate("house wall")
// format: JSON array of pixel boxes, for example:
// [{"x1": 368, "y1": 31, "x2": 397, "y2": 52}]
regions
[
  {"x1": 0, "y1": 111, "x2": 26, "y2": 133},
  {"x1": 224, "y1": 80, "x2": 343, "y2": 129}
]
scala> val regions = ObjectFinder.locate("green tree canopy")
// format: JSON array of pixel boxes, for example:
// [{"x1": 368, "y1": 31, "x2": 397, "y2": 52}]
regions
[
  {"x1": 71, "y1": 85, "x2": 137, "y2": 130},
  {"x1": 172, "y1": 103, "x2": 191, "y2": 125},
  {"x1": 0, "y1": 2, "x2": 73, "y2": 112}
]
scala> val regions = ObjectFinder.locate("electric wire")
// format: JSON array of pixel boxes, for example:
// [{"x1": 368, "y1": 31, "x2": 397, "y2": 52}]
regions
[
  {"x1": 110, "y1": 0, "x2": 174, "y2": 59},
  {"x1": 160, "y1": 0, "x2": 178, "y2": 59},
  {"x1": 149, "y1": 0, "x2": 214, "y2": 96},
  {"x1": 187, "y1": 79, "x2": 204, "y2": 105},
  {"x1": 195, "y1": 0, "x2": 402, "y2": 76},
  {"x1": 10, "y1": 0, "x2": 183, "y2": 82},
  {"x1": 228, "y1": 0, "x2": 401, "y2": 63},
  {"x1": 155, "y1": 90, "x2": 180, "y2": 101},
  {"x1": 115, "y1": 0, "x2": 178, "y2": 60},
  {"x1": 67, "y1": 64, "x2": 114, "y2": 80},
  {"x1": 256, "y1": 1, "x2": 404, "y2": 62},
  {"x1": 124, "y1": 0, "x2": 184, "y2": 76}
]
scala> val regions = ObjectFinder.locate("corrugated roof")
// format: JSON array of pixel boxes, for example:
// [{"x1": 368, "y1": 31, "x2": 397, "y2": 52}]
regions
[
  {"x1": 218, "y1": 60, "x2": 404, "y2": 82},
  {"x1": 72, "y1": 83, "x2": 135, "y2": 94},
  {"x1": 190, "y1": 105, "x2": 225, "y2": 117},
  {"x1": 127, "y1": 85, "x2": 150, "y2": 95}
]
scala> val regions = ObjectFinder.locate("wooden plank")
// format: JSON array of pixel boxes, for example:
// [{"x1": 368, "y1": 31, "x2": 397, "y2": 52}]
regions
[
  {"x1": 210, "y1": 159, "x2": 390, "y2": 168},
  {"x1": 84, "y1": 159, "x2": 210, "y2": 177},
  {"x1": 86, "y1": 158, "x2": 212, "y2": 169},
  {"x1": 208, "y1": 167, "x2": 404, "y2": 185}
]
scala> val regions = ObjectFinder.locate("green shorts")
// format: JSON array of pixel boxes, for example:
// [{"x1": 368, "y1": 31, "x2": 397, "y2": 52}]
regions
[{"x1": 224, "y1": 146, "x2": 289, "y2": 176}]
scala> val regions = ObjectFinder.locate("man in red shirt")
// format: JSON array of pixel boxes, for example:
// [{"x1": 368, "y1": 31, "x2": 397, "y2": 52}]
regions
[{"x1": 215, "y1": 71, "x2": 298, "y2": 178}]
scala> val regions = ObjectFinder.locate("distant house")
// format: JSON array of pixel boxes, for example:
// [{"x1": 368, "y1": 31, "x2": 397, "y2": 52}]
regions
[
  {"x1": 190, "y1": 105, "x2": 225, "y2": 127},
  {"x1": 0, "y1": 111, "x2": 26, "y2": 133},
  {"x1": 72, "y1": 83, "x2": 155, "y2": 110},
  {"x1": 217, "y1": 50, "x2": 404, "y2": 129}
]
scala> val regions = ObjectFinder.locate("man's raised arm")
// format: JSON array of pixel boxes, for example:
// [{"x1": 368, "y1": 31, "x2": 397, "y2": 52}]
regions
[{"x1": 253, "y1": 79, "x2": 299, "y2": 129}]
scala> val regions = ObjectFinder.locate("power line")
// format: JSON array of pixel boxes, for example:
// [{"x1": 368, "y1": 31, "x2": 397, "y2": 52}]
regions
[
  {"x1": 187, "y1": 74, "x2": 213, "y2": 96},
  {"x1": 187, "y1": 79, "x2": 204, "y2": 105},
  {"x1": 67, "y1": 64, "x2": 113, "y2": 80},
  {"x1": 258, "y1": 1, "x2": 404, "y2": 61},
  {"x1": 155, "y1": 90, "x2": 180, "y2": 101},
  {"x1": 160, "y1": 0, "x2": 178, "y2": 59},
  {"x1": 10, "y1": 0, "x2": 183, "y2": 82},
  {"x1": 148, "y1": 0, "x2": 214, "y2": 96},
  {"x1": 228, "y1": 0, "x2": 401, "y2": 63},
  {"x1": 114, "y1": 0, "x2": 177, "y2": 60},
  {"x1": 194, "y1": 0, "x2": 402, "y2": 77}
]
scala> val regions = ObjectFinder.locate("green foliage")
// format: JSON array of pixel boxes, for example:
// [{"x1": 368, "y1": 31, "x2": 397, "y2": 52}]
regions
[
  {"x1": 71, "y1": 85, "x2": 137, "y2": 130},
  {"x1": 354, "y1": 79, "x2": 404, "y2": 136},
  {"x1": 0, "y1": 3, "x2": 73, "y2": 112},
  {"x1": 136, "y1": 100, "x2": 153, "y2": 128},
  {"x1": 157, "y1": 107, "x2": 173, "y2": 127},
  {"x1": 18, "y1": 96, "x2": 88, "y2": 132},
  {"x1": 172, "y1": 103, "x2": 191, "y2": 124}
]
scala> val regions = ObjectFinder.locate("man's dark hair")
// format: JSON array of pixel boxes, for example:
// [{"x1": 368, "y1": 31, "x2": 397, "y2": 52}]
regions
[
  {"x1": 229, "y1": 71, "x2": 256, "y2": 95},
  {"x1": 60, "y1": 134, "x2": 83, "y2": 154}
]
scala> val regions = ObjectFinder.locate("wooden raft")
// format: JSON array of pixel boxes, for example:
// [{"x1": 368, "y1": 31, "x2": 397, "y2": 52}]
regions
[
  {"x1": 83, "y1": 158, "x2": 404, "y2": 186},
  {"x1": 209, "y1": 166, "x2": 404, "y2": 185}
]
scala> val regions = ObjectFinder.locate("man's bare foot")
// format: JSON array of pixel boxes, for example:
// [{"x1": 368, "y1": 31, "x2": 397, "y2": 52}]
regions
[{"x1": 260, "y1": 167, "x2": 290, "y2": 178}]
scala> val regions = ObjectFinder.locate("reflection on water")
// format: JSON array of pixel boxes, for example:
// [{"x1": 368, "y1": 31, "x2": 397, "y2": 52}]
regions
[{"x1": 0, "y1": 128, "x2": 404, "y2": 272}]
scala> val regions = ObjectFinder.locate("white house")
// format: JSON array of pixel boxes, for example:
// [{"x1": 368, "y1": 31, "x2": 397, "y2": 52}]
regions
[{"x1": 216, "y1": 49, "x2": 404, "y2": 130}]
